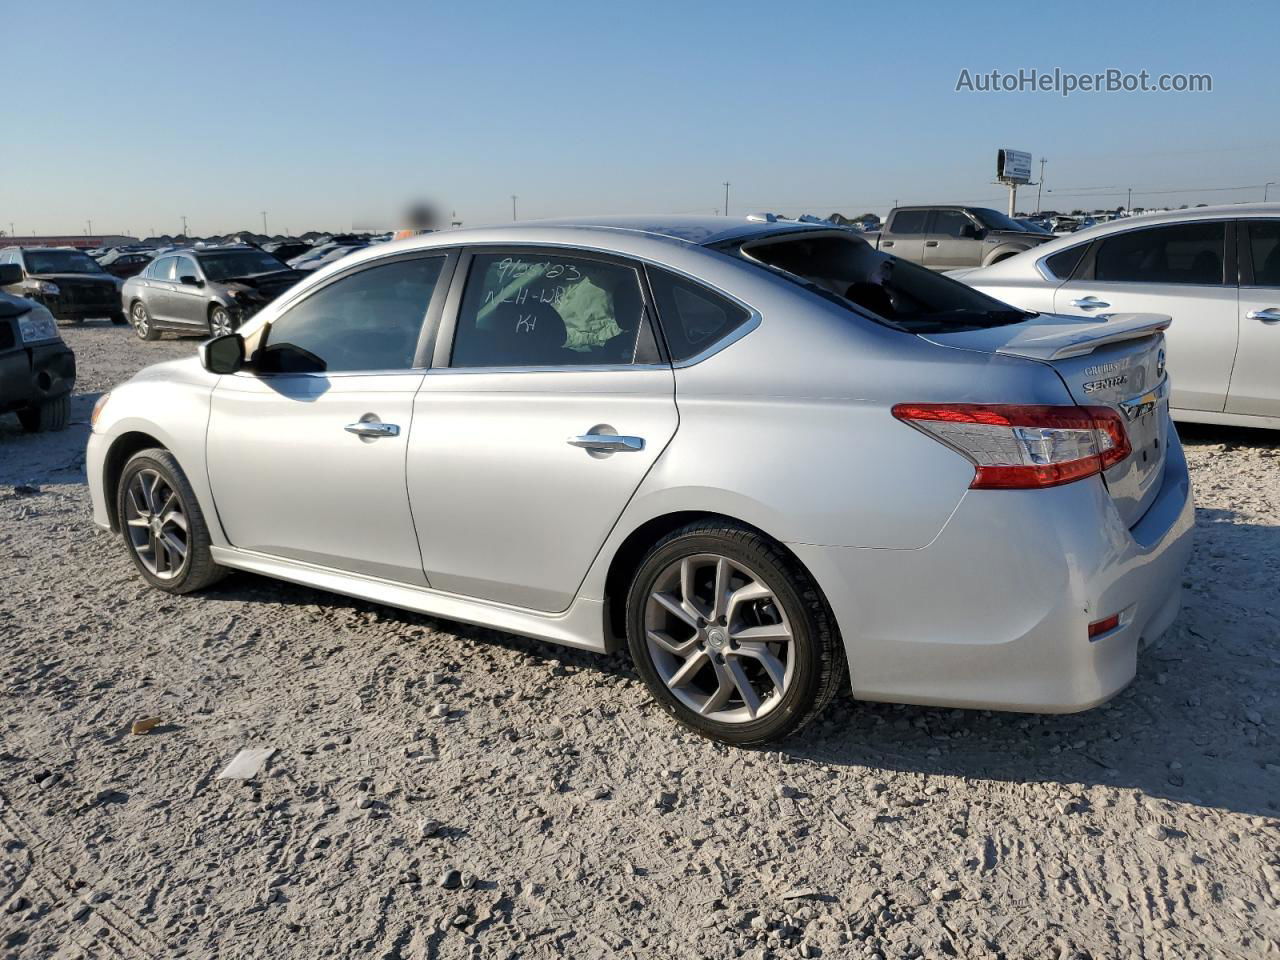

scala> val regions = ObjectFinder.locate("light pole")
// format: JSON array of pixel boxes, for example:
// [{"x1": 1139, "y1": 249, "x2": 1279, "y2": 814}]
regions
[
  {"x1": 1036, "y1": 158, "x2": 1047, "y2": 214},
  {"x1": 1266, "y1": 182, "x2": 1276, "y2": 202},
  {"x1": 1126, "y1": 187, "x2": 1132, "y2": 212},
  {"x1": 180, "y1": 215, "x2": 189, "y2": 237},
  {"x1": 261, "y1": 211, "x2": 268, "y2": 235},
  {"x1": 511, "y1": 195, "x2": 518, "y2": 221},
  {"x1": 9, "y1": 222, "x2": 15, "y2": 238},
  {"x1": 86, "y1": 219, "x2": 93, "y2": 236},
  {"x1": 723, "y1": 182, "x2": 730, "y2": 217}
]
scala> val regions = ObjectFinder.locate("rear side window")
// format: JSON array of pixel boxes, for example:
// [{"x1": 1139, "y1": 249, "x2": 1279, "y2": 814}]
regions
[
  {"x1": 1094, "y1": 222, "x2": 1225, "y2": 285},
  {"x1": 1246, "y1": 221, "x2": 1280, "y2": 286},
  {"x1": 889, "y1": 210, "x2": 929, "y2": 234},
  {"x1": 647, "y1": 270, "x2": 752, "y2": 362},
  {"x1": 450, "y1": 253, "x2": 648, "y2": 368},
  {"x1": 1043, "y1": 245, "x2": 1087, "y2": 280}
]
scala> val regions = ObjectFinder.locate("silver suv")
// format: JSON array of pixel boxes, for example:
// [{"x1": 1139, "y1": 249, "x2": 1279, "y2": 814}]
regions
[{"x1": 875, "y1": 206, "x2": 1053, "y2": 269}]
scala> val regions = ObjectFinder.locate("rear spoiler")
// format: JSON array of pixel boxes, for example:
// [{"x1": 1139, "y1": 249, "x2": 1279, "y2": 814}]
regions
[{"x1": 994, "y1": 313, "x2": 1171, "y2": 361}]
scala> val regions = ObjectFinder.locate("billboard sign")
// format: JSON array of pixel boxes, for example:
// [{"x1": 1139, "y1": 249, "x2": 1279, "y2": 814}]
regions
[{"x1": 997, "y1": 149, "x2": 1033, "y2": 184}]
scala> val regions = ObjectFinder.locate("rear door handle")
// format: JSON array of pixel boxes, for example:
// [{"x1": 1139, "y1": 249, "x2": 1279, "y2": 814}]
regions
[
  {"x1": 1071, "y1": 296, "x2": 1111, "y2": 310},
  {"x1": 924, "y1": 240, "x2": 939, "y2": 248},
  {"x1": 567, "y1": 434, "x2": 644, "y2": 453},
  {"x1": 881, "y1": 240, "x2": 894, "y2": 247},
  {"x1": 1246, "y1": 307, "x2": 1280, "y2": 322},
  {"x1": 344, "y1": 421, "x2": 400, "y2": 439}
]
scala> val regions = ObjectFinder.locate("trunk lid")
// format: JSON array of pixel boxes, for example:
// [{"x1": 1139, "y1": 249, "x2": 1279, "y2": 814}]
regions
[{"x1": 921, "y1": 312, "x2": 1171, "y2": 528}]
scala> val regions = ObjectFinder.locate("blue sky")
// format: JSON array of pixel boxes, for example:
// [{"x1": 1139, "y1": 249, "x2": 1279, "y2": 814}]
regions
[{"x1": 6, "y1": 0, "x2": 1276, "y2": 236}]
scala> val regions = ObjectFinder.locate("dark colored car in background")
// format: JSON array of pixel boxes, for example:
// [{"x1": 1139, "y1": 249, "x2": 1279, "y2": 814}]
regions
[
  {"x1": 261, "y1": 239, "x2": 311, "y2": 263},
  {"x1": 97, "y1": 249, "x2": 154, "y2": 279},
  {"x1": 0, "y1": 265, "x2": 76, "y2": 432},
  {"x1": 121, "y1": 245, "x2": 301, "y2": 340},
  {"x1": 0, "y1": 246, "x2": 125, "y2": 324}
]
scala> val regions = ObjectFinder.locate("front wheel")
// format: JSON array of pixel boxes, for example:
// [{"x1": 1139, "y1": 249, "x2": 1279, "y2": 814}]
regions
[
  {"x1": 625, "y1": 521, "x2": 846, "y2": 746},
  {"x1": 116, "y1": 448, "x2": 226, "y2": 594},
  {"x1": 17, "y1": 394, "x2": 69, "y2": 433},
  {"x1": 209, "y1": 305, "x2": 234, "y2": 338}
]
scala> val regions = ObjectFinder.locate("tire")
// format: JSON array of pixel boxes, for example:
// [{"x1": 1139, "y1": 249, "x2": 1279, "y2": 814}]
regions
[
  {"x1": 625, "y1": 521, "x2": 846, "y2": 746},
  {"x1": 116, "y1": 448, "x2": 226, "y2": 594},
  {"x1": 130, "y1": 300, "x2": 159, "y2": 341},
  {"x1": 109, "y1": 311, "x2": 127, "y2": 326},
  {"x1": 209, "y1": 305, "x2": 234, "y2": 338},
  {"x1": 17, "y1": 394, "x2": 70, "y2": 433}
]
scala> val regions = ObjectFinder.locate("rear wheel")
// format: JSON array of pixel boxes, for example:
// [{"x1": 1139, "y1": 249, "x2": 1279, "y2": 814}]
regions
[
  {"x1": 209, "y1": 305, "x2": 234, "y2": 337},
  {"x1": 17, "y1": 394, "x2": 69, "y2": 433},
  {"x1": 116, "y1": 448, "x2": 226, "y2": 594},
  {"x1": 130, "y1": 300, "x2": 159, "y2": 341},
  {"x1": 626, "y1": 521, "x2": 846, "y2": 746}
]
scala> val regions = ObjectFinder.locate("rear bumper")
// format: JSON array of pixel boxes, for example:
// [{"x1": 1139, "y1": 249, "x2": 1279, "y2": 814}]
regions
[
  {"x1": 793, "y1": 433, "x2": 1195, "y2": 713},
  {"x1": 0, "y1": 342, "x2": 76, "y2": 413}
]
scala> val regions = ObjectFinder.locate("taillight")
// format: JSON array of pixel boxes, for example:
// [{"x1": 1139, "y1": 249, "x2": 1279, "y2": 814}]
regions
[{"x1": 891, "y1": 403, "x2": 1131, "y2": 490}]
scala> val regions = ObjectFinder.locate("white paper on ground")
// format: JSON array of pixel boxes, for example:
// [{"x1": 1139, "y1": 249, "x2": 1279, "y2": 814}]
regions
[{"x1": 216, "y1": 747, "x2": 277, "y2": 780}]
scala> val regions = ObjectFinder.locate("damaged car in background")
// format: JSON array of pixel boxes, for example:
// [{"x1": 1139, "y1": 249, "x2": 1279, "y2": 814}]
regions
[
  {"x1": 121, "y1": 245, "x2": 302, "y2": 340},
  {"x1": 0, "y1": 264, "x2": 76, "y2": 432},
  {"x1": 0, "y1": 246, "x2": 125, "y2": 325}
]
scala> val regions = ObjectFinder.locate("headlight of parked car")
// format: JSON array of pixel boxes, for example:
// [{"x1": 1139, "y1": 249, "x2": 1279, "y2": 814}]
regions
[
  {"x1": 17, "y1": 305, "x2": 60, "y2": 344},
  {"x1": 30, "y1": 280, "x2": 60, "y2": 295},
  {"x1": 91, "y1": 392, "x2": 111, "y2": 428}
]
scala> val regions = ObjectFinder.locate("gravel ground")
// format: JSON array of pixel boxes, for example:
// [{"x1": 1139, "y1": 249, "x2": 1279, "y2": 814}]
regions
[{"x1": 1, "y1": 323, "x2": 1277, "y2": 960}]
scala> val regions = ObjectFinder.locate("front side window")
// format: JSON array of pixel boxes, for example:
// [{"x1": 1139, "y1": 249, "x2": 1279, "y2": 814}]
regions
[
  {"x1": 932, "y1": 210, "x2": 973, "y2": 238},
  {"x1": 1094, "y1": 222, "x2": 1225, "y2": 285},
  {"x1": 890, "y1": 210, "x2": 929, "y2": 234},
  {"x1": 972, "y1": 208, "x2": 1029, "y2": 232},
  {"x1": 22, "y1": 250, "x2": 105, "y2": 274},
  {"x1": 257, "y1": 256, "x2": 444, "y2": 374},
  {"x1": 150, "y1": 256, "x2": 176, "y2": 280},
  {"x1": 450, "y1": 253, "x2": 646, "y2": 367},
  {"x1": 175, "y1": 257, "x2": 200, "y2": 281},
  {"x1": 1246, "y1": 221, "x2": 1280, "y2": 286}
]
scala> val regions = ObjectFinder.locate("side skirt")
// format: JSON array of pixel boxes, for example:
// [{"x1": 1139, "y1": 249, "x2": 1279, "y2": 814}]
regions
[{"x1": 209, "y1": 546, "x2": 608, "y2": 653}]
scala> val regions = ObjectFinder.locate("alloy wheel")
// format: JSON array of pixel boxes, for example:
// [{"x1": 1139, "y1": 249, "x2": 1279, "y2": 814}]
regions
[
  {"x1": 123, "y1": 469, "x2": 190, "y2": 580},
  {"x1": 644, "y1": 553, "x2": 795, "y2": 723},
  {"x1": 210, "y1": 307, "x2": 233, "y2": 337},
  {"x1": 131, "y1": 302, "x2": 150, "y2": 338}
]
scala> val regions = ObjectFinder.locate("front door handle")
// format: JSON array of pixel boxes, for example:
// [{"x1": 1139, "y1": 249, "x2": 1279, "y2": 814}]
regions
[
  {"x1": 344, "y1": 421, "x2": 400, "y2": 439},
  {"x1": 1071, "y1": 296, "x2": 1111, "y2": 310},
  {"x1": 1246, "y1": 307, "x2": 1280, "y2": 322},
  {"x1": 924, "y1": 240, "x2": 939, "y2": 248},
  {"x1": 567, "y1": 434, "x2": 644, "y2": 453}
]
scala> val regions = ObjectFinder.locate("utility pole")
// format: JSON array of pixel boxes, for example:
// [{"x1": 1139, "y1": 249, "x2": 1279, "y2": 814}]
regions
[
  {"x1": 261, "y1": 211, "x2": 268, "y2": 235},
  {"x1": 1036, "y1": 158, "x2": 1047, "y2": 214},
  {"x1": 86, "y1": 219, "x2": 93, "y2": 236},
  {"x1": 9, "y1": 222, "x2": 15, "y2": 238},
  {"x1": 1126, "y1": 188, "x2": 1132, "y2": 213},
  {"x1": 180, "y1": 215, "x2": 189, "y2": 237},
  {"x1": 723, "y1": 182, "x2": 730, "y2": 217},
  {"x1": 511, "y1": 195, "x2": 518, "y2": 221}
]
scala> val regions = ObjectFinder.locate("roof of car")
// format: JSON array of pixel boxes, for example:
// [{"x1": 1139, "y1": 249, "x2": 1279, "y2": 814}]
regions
[
  {"x1": 1033, "y1": 202, "x2": 1280, "y2": 251},
  {"x1": 468, "y1": 215, "x2": 829, "y2": 247}
]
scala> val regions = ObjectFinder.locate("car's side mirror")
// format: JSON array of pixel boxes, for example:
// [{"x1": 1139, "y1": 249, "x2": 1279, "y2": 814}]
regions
[
  {"x1": 0, "y1": 264, "x2": 21, "y2": 286},
  {"x1": 199, "y1": 333, "x2": 245, "y2": 375},
  {"x1": 180, "y1": 274, "x2": 203, "y2": 287}
]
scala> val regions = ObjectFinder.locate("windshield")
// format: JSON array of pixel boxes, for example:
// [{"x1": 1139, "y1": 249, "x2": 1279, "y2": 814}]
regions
[
  {"x1": 198, "y1": 251, "x2": 287, "y2": 281},
  {"x1": 24, "y1": 250, "x2": 106, "y2": 274},
  {"x1": 731, "y1": 232, "x2": 1034, "y2": 333},
  {"x1": 972, "y1": 208, "x2": 1031, "y2": 232}
]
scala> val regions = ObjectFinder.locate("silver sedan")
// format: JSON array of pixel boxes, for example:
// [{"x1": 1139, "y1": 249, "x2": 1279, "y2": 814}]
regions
[
  {"x1": 950, "y1": 203, "x2": 1280, "y2": 429},
  {"x1": 87, "y1": 217, "x2": 1194, "y2": 745}
]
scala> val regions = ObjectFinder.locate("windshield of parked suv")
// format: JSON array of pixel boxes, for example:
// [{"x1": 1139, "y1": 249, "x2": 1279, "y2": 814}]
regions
[
  {"x1": 197, "y1": 250, "x2": 288, "y2": 281},
  {"x1": 732, "y1": 231, "x2": 1034, "y2": 333},
  {"x1": 972, "y1": 208, "x2": 1031, "y2": 232},
  {"x1": 23, "y1": 250, "x2": 106, "y2": 274}
]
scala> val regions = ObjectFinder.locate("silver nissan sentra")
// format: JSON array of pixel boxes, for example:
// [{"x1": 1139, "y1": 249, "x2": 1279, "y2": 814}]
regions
[{"x1": 87, "y1": 216, "x2": 1194, "y2": 745}]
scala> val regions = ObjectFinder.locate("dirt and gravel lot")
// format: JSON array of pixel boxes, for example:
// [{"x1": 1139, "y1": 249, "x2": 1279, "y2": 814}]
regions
[{"x1": 1, "y1": 323, "x2": 1277, "y2": 960}]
